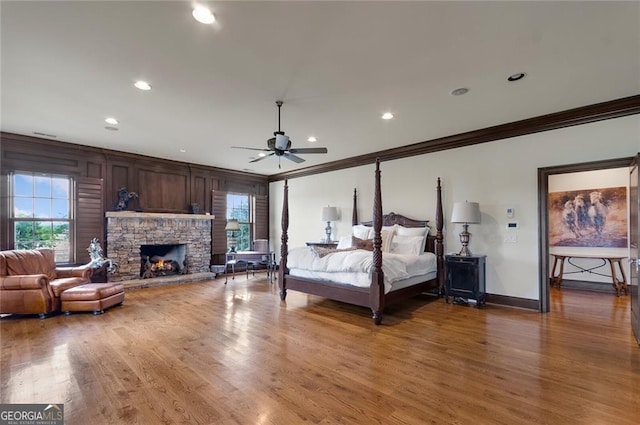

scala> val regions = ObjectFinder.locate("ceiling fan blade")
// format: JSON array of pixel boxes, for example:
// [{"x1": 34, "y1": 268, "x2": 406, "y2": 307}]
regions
[
  {"x1": 232, "y1": 146, "x2": 272, "y2": 152},
  {"x1": 249, "y1": 153, "x2": 275, "y2": 163},
  {"x1": 283, "y1": 152, "x2": 305, "y2": 163},
  {"x1": 288, "y1": 147, "x2": 328, "y2": 154}
]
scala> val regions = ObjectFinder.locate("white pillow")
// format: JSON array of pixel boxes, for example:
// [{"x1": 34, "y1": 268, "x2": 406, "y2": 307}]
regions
[
  {"x1": 390, "y1": 235, "x2": 424, "y2": 256},
  {"x1": 336, "y1": 235, "x2": 353, "y2": 250},
  {"x1": 396, "y1": 226, "x2": 429, "y2": 253},
  {"x1": 352, "y1": 224, "x2": 372, "y2": 240},
  {"x1": 396, "y1": 225, "x2": 428, "y2": 237}
]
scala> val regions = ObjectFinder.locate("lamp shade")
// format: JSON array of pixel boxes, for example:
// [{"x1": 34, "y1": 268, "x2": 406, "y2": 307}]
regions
[
  {"x1": 451, "y1": 201, "x2": 481, "y2": 224},
  {"x1": 225, "y1": 218, "x2": 240, "y2": 231},
  {"x1": 321, "y1": 206, "x2": 339, "y2": 222}
]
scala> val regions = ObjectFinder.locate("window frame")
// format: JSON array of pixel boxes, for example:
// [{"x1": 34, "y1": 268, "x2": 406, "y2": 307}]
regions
[
  {"x1": 9, "y1": 171, "x2": 75, "y2": 264},
  {"x1": 226, "y1": 192, "x2": 252, "y2": 251}
]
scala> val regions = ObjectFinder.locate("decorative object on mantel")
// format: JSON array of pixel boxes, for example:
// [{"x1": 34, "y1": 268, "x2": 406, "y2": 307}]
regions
[
  {"x1": 321, "y1": 206, "x2": 339, "y2": 243},
  {"x1": 225, "y1": 218, "x2": 241, "y2": 252},
  {"x1": 450, "y1": 201, "x2": 481, "y2": 256},
  {"x1": 191, "y1": 203, "x2": 200, "y2": 214},
  {"x1": 115, "y1": 187, "x2": 138, "y2": 211},
  {"x1": 87, "y1": 238, "x2": 118, "y2": 274}
]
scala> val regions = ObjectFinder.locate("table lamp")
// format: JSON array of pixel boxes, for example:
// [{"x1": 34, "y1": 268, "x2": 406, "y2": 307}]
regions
[
  {"x1": 321, "y1": 206, "x2": 339, "y2": 243},
  {"x1": 450, "y1": 201, "x2": 481, "y2": 256},
  {"x1": 225, "y1": 218, "x2": 241, "y2": 252}
]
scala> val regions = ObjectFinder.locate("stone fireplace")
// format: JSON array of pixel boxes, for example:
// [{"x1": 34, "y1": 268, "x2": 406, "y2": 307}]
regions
[
  {"x1": 106, "y1": 212, "x2": 213, "y2": 282},
  {"x1": 140, "y1": 243, "x2": 186, "y2": 278}
]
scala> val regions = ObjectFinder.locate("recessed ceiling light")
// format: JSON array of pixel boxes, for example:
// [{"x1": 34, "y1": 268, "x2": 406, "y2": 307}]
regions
[
  {"x1": 258, "y1": 152, "x2": 266, "y2": 157},
  {"x1": 192, "y1": 5, "x2": 215, "y2": 24},
  {"x1": 507, "y1": 72, "x2": 527, "y2": 82},
  {"x1": 104, "y1": 126, "x2": 119, "y2": 131},
  {"x1": 381, "y1": 112, "x2": 394, "y2": 120},
  {"x1": 105, "y1": 117, "x2": 119, "y2": 125},
  {"x1": 307, "y1": 136, "x2": 317, "y2": 143},
  {"x1": 179, "y1": 148, "x2": 187, "y2": 153},
  {"x1": 134, "y1": 80, "x2": 151, "y2": 91},
  {"x1": 451, "y1": 87, "x2": 469, "y2": 96}
]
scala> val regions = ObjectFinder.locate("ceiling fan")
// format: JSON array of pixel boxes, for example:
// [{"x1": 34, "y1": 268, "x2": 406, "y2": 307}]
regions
[{"x1": 232, "y1": 100, "x2": 328, "y2": 168}]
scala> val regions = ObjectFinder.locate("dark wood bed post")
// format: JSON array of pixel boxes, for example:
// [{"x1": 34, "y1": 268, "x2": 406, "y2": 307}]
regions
[
  {"x1": 370, "y1": 159, "x2": 385, "y2": 325},
  {"x1": 352, "y1": 188, "x2": 358, "y2": 225},
  {"x1": 435, "y1": 178, "x2": 445, "y2": 294},
  {"x1": 279, "y1": 180, "x2": 289, "y2": 300}
]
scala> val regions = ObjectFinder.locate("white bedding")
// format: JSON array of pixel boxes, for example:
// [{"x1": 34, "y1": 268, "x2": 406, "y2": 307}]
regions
[{"x1": 287, "y1": 247, "x2": 437, "y2": 294}]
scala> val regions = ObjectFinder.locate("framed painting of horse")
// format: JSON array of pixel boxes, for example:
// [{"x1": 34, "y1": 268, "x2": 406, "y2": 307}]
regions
[{"x1": 548, "y1": 186, "x2": 627, "y2": 247}]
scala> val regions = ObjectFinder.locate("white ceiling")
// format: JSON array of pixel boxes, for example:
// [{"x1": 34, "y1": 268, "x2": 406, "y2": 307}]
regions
[{"x1": 2, "y1": 1, "x2": 638, "y2": 176}]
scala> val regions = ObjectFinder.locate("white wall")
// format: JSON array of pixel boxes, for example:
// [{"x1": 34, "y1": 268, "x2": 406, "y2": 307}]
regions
[{"x1": 270, "y1": 114, "x2": 640, "y2": 300}]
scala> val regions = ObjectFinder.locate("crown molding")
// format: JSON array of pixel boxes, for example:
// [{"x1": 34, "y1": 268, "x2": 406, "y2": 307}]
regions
[{"x1": 268, "y1": 94, "x2": 640, "y2": 182}]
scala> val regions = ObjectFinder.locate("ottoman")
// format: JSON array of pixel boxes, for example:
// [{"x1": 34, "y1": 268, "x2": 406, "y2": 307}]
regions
[{"x1": 61, "y1": 283, "x2": 125, "y2": 315}]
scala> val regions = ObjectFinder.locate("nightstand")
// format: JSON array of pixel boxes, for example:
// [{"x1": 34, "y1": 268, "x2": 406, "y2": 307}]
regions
[
  {"x1": 306, "y1": 241, "x2": 338, "y2": 248},
  {"x1": 445, "y1": 254, "x2": 486, "y2": 307}
]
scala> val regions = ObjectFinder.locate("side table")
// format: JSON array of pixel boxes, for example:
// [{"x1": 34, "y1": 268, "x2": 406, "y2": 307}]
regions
[{"x1": 445, "y1": 254, "x2": 486, "y2": 307}]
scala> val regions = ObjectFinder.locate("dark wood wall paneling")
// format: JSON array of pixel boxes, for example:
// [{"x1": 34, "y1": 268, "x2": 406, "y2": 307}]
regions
[
  {"x1": 137, "y1": 168, "x2": 189, "y2": 212},
  {"x1": 0, "y1": 132, "x2": 269, "y2": 258}
]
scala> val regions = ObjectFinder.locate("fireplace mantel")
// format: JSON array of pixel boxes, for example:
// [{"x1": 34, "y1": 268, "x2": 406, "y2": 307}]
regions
[{"x1": 105, "y1": 211, "x2": 215, "y2": 220}]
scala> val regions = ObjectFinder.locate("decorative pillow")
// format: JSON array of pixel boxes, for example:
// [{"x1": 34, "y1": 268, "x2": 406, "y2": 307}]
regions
[
  {"x1": 352, "y1": 224, "x2": 372, "y2": 240},
  {"x1": 382, "y1": 224, "x2": 398, "y2": 234},
  {"x1": 336, "y1": 235, "x2": 353, "y2": 250},
  {"x1": 381, "y1": 229, "x2": 394, "y2": 253},
  {"x1": 352, "y1": 236, "x2": 374, "y2": 251},
  {"x1": 390, "y1": 235, "x2": 425, "y2": 256},
  {"x1": 351, "y1": 231, "x2": 394, "y2": 252}
]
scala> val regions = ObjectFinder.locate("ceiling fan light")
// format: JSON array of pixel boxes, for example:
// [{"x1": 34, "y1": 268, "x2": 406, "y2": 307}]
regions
[{"x1": 275, "y1": 133, "x2": 289, "y2": 150}]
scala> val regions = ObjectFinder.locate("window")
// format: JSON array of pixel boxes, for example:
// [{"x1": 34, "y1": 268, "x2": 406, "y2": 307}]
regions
[
  {"x1": 11, "y1": 172, "x2": 74, "y2": 263},
  {"x1": 226, "y1": 193, "x2": 251, "y2": 251}
]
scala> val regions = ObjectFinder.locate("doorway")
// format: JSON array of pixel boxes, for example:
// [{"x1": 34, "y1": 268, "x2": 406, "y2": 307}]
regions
[{"x1": 538, "y1": 156, "x2": 634, "y2": 312}]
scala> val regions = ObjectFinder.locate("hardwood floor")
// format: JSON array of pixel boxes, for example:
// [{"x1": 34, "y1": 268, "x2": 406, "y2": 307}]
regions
[{"x1": 1, "y1": 276, "x2": 638, "y2": 424}]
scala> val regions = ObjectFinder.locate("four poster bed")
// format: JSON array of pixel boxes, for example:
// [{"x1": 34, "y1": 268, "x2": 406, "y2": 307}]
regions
[{"x1": 278, "y1": 159, "x2": 445, "y2": 325}]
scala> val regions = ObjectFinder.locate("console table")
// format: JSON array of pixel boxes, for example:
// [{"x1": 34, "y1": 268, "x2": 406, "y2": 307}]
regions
[
  {"x1": 225, "y1": 251, "x2": 276, "y2": 283},
  {"x1": 550, "y1": 253, "x2": 628, "y2": 296}
]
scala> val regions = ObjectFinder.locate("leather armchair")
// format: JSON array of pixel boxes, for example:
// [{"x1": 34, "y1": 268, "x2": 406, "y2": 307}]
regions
[{"x1": 0, "y1": 248, "x2": 92, "y2": 318}]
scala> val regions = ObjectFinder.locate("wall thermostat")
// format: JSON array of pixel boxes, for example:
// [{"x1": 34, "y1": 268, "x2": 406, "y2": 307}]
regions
[
  {"x1": 506, "y1": 221, "x2": 519, "y2": 229},
  {"x1": 506, "y1": 207, "x2": 515, "y2": 218}
]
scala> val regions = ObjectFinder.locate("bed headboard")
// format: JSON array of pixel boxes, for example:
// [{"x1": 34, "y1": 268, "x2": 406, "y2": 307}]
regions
[
  {"x1": 361, "y1": 212, "x2": 428, "y2": 228},
  {"x1": 361, "y1": 213, "x2": 433, "y2": 253}
]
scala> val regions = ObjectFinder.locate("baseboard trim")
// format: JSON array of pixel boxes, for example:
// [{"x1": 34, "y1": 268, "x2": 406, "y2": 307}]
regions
[{"x1": 485, "y1": 293, "x2": 539, "y2": 311}]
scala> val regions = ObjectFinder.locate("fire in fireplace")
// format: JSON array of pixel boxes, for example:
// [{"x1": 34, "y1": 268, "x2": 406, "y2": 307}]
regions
[{"x1": 140, "y1": 244, "x2": 187, "y2": 279}]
